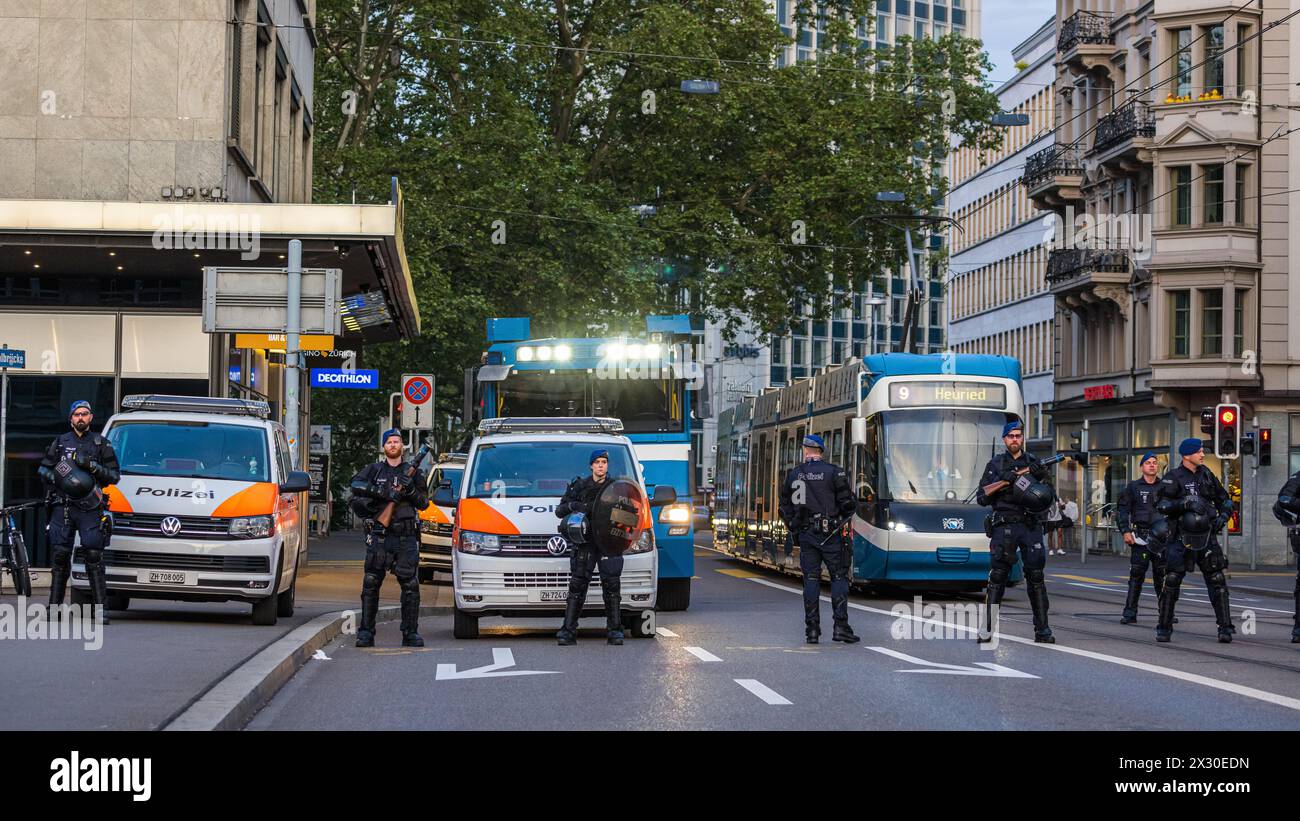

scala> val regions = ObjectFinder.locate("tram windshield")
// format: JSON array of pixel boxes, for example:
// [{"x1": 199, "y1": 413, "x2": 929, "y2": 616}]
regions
[{"x1": 879, "y1": 409, "x2": 1011, "y2": 502}]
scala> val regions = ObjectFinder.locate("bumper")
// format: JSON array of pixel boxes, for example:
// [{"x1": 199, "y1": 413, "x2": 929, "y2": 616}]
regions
[
  {"x1": 419, "y1": 533, "x2": 453, "y2": 570},
  {"x1": 71, "y1": 534, "x2": 281, "y2": 601},
  {"x1": 453, "y1": 549, "x2": 658, "y2": 615}
]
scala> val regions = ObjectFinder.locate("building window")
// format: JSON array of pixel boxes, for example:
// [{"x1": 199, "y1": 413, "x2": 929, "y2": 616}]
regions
[
  {"x1": 792, "y1": 338, "x2": 803, "y2": 364},
  {"x1": 1173, "y1": 28, "x2": 1192, "y2": 98},
  {"x1": 1234, "y1": 288, "x2": 1246, "y2": 358},
  {"x1": 1237, "y1": 24, "x2": 1249, "y2": 96},
  {"x1": 1170, "y1": 290, "x2": 1190, "y2": 357},
  {"x1": 914, "y1": 2, "x2": 929, "y2": 19},
  {"x1": 1204, "y1": 24, "x2": 1224, "y2": 95},
  {"x1": 254, "y1": 27, "x2": 268, "y2": 173},
  {"x1": 915, "y1": 20, "x2": 925, "y2": 40},
  {"x1": 812, "y1": 340, "x2": 826, "y2": 368},
  {"x1": 877, "y1": 13, "x2": 888, "y2": 40},
  {"x1": 1201, "y1": 289, "x2": 1223, "y2": 357},
  {"x1": 1234, "y1": 163, "x2": 1248, "y2": 224},
  {"x1": 1290, "y1": 414, "x2": 1300, "y2": 474},
  {"x1": 1172, "y1": 166, "x2": 1191, "y2": 226},
  {"x1": 1203, "y1": 164, "x2": 1224, "y2": 224},
  {"x1": 934, "y1": 4, "x2": 947, "y2": 23},
  {"x1": 771, "y1": 336, "x2": 784, "y2": 364},
  {"x1": 896, "y1": 0, "x2": 910, "y2": 15},
  {"x1": 933, "y1": 24, "x2": 944, "y2": 39},
  {"x1": 776, "y1": 0, "x2": 788, "y2": 24}
]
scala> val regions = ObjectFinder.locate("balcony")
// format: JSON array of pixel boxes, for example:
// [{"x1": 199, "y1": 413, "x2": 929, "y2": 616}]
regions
[
  {"x1": 1090, "y1": 98, "x2": 1155, "y2": 172},
  {"x1": 1046, "y1": 248, "x2": 1131, "y2": 300},
  {"x1": 1058, "y1": 10, "x2": 1114, "y2": 75},
  {"x1": 1022, "y1": 144, "x2": 1084, "y2": 210}
]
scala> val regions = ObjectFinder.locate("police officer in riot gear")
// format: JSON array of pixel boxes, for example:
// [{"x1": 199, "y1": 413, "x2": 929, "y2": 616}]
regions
[
  {"x1": 976, "y1": 420, "x2": 1060, "y2": 644},
  {"x1": 1272, "y1": 469, "x2": 1300, "y2": 643},
  {"x1": 555, "y1": 449, "x2": 625, "y2": 646},
  {"x1": 348, "y1": 430, "x2": 429, "y2": 647},
  {"x1": 778, "y1": 434, "x2": 858, "y2": 644},
  {"x1": 1154, "y1": 438, "x2": 1235, "y2": 643},
  {"x1": 1117, "y1": 452, "x2": 1167, "y2": 624},
  {"x1": 38, "y1": 400, "x2": 120, "y2": 622}
]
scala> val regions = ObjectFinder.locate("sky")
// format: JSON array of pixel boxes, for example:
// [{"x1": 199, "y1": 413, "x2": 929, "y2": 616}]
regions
[{"x1": 977, "y1": 0, "x2": 1057, "y2": 86}]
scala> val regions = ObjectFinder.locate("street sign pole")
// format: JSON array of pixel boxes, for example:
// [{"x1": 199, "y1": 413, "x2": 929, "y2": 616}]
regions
[
  {"x1": 0, "y1": 355, "x2": 7, "y2": 509},
  {"x1": 285, "y1": 239, "x2": 302, "y2": 466}
]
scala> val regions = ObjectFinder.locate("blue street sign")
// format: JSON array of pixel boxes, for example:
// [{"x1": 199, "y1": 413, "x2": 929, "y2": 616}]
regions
[
  {"x1": 680, "y1": 79, "x2": 720, "y2": 94},
  {"x1": 311, "y1": 368, "x2": 379, "y2": 389},
  {"x1": 0, "y1": 348, "x2": 25, "y2": 369},
  {"x1": 229, "y1": 365, "x2": 241, "y2": 383}
]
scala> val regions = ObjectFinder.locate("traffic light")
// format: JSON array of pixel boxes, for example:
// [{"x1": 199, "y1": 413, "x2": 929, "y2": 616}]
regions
[
  {"x1": 1260, "y1": 428, "x2": 1272, "y2": 466},
  {"x1": 1214, "y1": 403, "x2": 1240, "y2": 459},
  {"x1": 1199, "y1": 406, "x2": 1216, "y2": 434}
]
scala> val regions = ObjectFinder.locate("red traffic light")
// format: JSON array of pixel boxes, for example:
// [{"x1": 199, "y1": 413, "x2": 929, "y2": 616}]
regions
[{"x1": 1219, "y1": 408, "x2": 1235, "y2": 425}]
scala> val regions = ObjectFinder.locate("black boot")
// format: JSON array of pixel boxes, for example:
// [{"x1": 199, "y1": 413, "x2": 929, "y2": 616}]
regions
[
  {"x1": 87, "y1": 561, "x2": 110, "y2": 625},
  {"x1": 1156, "y1": 588, "x2": 1178, "y2": 642},
  {"x1": 399, "y1": 576, "x2": 423, "y2": 647},
  {"x1": 556, "y1": 595, "x2": 582, "y2": 646},
  {"x1": 602, "y1": 578, "x2": 624, "y2": 646},
  {"x1": 805, "y1": 624, "x2": 820, "y2": 644},
  {"x1": 1120, "y1": 572, "x2": 1142, "y2": 624},
  {"x1": 357, "y1": 573, "x2": 380, "y2": 647},
  {"x1": 977, "y1": 581, "x2": 1004, "y2": 643},
  {"x1": 1027, "y1": 573, "x2": 1053, "y2": 643},
  {"x1": 47, "y1": 565, "x2": 68, "y2": 620},
  {"x1": 1210, "y1": 585, "x2": 1234, "y2": 643},
  {"x1": 832, "y1": 623, "x2": 860, "y2": 643}
]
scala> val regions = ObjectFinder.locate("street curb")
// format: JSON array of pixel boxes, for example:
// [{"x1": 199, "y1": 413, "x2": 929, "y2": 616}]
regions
[
  {"x1": 162, "y1": 603, "x2": 451, "y2": 731},
  {"x1": 1229, "y1": 582, "x2": 1294, "y2": 600}
]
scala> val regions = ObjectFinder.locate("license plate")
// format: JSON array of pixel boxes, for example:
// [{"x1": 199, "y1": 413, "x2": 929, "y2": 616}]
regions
[
  {"x1": 145, "y1": 571, "x2": 187, "y2": 585},
  {"x1": 539, "y1": 591, "x2": 567, "y2": 601}
]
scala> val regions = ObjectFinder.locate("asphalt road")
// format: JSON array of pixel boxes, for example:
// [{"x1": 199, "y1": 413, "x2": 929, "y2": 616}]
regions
[{"x1": 247, "y1": 544, "x2": 1300, "y2": 731}]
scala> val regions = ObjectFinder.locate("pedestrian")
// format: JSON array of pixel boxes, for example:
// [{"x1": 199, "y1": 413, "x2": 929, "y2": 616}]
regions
[
  {"x1": 347, "y1": 430, "x2": 428, "y2": 648},
  {"x1": 1153, "y1": 438, "x2": 1235, "y2": 643},
  {"x1": 1271, "y1": 469, "x2": 1300, "y2": 643},
  {"x1": 554, "y1": 449, "x2": 626, "y2": 646},
  {"x1": 1117, "y1": 452, "x2": 1166, "y2": 624},
  {"x1": 778, "y1": 434, "x2": 858, "y2": 644},
  {"x1": 975, "y1": 419, "x2": 1058, "y2": 643},
  {"x1": 1046, "y1": 499, "x2": 1063, "y2": 555},
  {"x1": 38, "y1": 401, "x2": 120, "y2": 623},
  {"x1": 1062, "y1": 498, "x2": 1079, "y2": 552}
]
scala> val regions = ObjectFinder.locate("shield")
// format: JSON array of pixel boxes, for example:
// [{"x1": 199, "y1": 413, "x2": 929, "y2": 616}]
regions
[{"x1": 589, "y1": 478, "x2": 650, "y2": 556}]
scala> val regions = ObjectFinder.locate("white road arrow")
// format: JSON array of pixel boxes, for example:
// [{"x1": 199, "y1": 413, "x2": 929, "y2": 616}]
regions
[
  {"x1": 867, "y1": 646, "x2": 1038, "y2": 679},
  {"x1": 435, "y1": 648, "x2": 560, "y2": 680}
]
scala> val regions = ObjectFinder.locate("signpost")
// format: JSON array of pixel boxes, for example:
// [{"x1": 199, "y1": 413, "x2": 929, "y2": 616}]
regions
[
  {"x1": 401, "y1": 373, "x2": 435, "y2": 430},
  {"x1": 0, "y1": 345, "x2": 24, "y2": 507}
]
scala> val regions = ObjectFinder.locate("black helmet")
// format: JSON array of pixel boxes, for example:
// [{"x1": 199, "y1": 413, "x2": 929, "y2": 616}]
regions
[
  {"x1": 1149, "y1": 517, "x2": 1172, "y2": 545},
  {"x1": 1179, "y1": 509, "x2": 1212, "y2": 535},
  {"x1": 561, "y1": 512, "x2": 589, "y2": 545},
  {"x1": 53, "y1": 459, "x2": 95, "y2": 500},
  {"x1": 1013, "y1": 475, "x2": 1054, "y2": 514},
  {"x1": 1279, "y1": 494, "x2": 1300, "y2": 516}
]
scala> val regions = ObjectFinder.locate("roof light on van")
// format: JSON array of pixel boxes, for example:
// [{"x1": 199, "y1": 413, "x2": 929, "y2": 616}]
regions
[
  {"x1": 120, "y1": 394, "x2": 270, "y2": 419},
  {"x1": 477, "y1": 417, "x2": 624, "y2": 435}
]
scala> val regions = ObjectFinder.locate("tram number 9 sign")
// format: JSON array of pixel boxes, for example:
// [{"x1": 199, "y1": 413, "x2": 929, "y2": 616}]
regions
[{"x1": 888, "y1": 381, "x2": 1006, "y2": 409}]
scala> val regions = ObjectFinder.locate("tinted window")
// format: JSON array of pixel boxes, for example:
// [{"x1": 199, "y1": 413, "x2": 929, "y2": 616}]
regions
[
  {"x1": 467, "y1": 442, "x2": 635, "y2": 498},
  {"x1": 108, "y1": 421, "x2": 270, "y2": 482}
]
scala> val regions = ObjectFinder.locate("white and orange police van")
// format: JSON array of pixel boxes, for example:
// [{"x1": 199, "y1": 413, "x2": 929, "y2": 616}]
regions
[
  {"x1": 451, "y1": 417, "x2": 675, "y2": 639},
  {"x1": 416, "y1": 452, "x2": 466, "y2": 582},
  {"x1": 76, "y1": 395, "x2": 311, "y2": 625}
]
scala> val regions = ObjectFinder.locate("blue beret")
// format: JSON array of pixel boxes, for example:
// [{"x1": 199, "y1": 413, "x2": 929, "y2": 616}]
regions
[
  {"x1": 382, "y1": 428, "x2": 402, "y2": 444},
  {"x1": 802, "y1": 434, "x2": 825, "y2": 450},
  {"x1": 1178, "y1": 438, "x2": 1204, "y2": 457},
  {"x1": 1002, "y1": 420, "x2": 1023, "y2": 437},
  {"x1": 1140, "y1": 451, "x2": 1159, "y2": 465},
  {"x1": 589, "y1": 449, "x2": 609, "y2": 464},
  {"x1": 69, "y1": 400, "x2": 91, "y2": 416}
]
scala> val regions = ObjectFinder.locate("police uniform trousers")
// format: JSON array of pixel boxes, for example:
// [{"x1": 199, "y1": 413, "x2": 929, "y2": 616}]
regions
[
  {"x1": 47, "y1": 504, "x2": 107, "y2": 607},
  {"x1": 1122, "y1": 526, "x2": 1166, "y2": 620},
  {"x1": 986, "y1": 520, "x2": 1051, "y2": 634},
  {"x1": 564, "y1": 544, "x2": 624, "y2": 633},
  {"x1": 798, "y1": 530, "x2": 849, "y2": 629},
  {"x1": 360, "y1": 526, "x2": 420, "y2": 637},
  {"x1": 1158, "y1": 536, "x2": 1231, "y2": 633}
]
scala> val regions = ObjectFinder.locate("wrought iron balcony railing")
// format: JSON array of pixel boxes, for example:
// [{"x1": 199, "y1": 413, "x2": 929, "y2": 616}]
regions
[
  {"x1": 1022, "y1": 144, "x2": 1084, "y2": 190},
  {"x1": 1059, "y1": 10, "x2": 1113, "y2": 53},
  {"x1": 1046, "y1": 248, "x2": 1130, "y2": 285},
  {"x1": 1093, "y1": 99, "x2": 1156, "y2": 154}
]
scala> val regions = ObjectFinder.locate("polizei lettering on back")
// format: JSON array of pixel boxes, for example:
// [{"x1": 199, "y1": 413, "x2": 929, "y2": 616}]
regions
[{"x1": 134, "y1": 487, "x2": 218, "y2": 499}]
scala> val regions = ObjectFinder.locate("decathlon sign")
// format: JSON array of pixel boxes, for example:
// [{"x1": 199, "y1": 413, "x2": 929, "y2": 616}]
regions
[{"x1": 311, "y1": 369, "x2": 379, "y2": 389}]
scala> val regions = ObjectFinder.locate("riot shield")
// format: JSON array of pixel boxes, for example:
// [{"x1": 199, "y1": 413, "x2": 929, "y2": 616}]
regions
[{"x1": 589, "y1": 478, "x2": 650, "y2": 556}]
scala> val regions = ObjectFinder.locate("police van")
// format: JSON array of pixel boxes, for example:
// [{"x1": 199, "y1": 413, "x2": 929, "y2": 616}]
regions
[
  {"x1": 416, "y1": 452, "x2": 466, "y2": 582},
  {"x1": 451, "y1": 417, "x2": 676, "y2": 639},
  {"x1": 79, "y1": 395, "x2": 311, "y2": 625}
]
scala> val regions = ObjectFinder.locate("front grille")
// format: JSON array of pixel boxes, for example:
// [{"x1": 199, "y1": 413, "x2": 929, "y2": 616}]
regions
[
  {"x1": 459, "y1": 568, "x2": 654, "y2": 589},
  {"x1": 103, "y1": 549, "x2": 270, "y2": 573},
  {"x1": 423, "y1": 543, "x2": 453, "y2": 555},
  {"x1": 429, "y1": 523, "x2": 453, "y2": 536},
  {"x1": 499, "y1": 534, "x2": 566, "y2": 556},
  {"x1": 112, "y1": 513, "x2": 233, "y2": 541},
  {"x1": 936, "y1": 548, "x2": 971, "y2": 564}
]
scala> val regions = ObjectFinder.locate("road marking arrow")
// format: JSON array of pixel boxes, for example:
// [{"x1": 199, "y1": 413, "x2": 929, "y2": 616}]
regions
[
  {"x1": 867, "y1": 646, "x2": 1038, "y2": 678},
  {"x1": 435, "y1": 648, "x2": 560, "y2": 680}
]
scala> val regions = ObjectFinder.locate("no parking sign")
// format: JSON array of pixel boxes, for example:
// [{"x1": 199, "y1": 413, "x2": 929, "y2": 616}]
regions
[{"x1": 401, "y1": 373, "x2": 435, "y2": 430}]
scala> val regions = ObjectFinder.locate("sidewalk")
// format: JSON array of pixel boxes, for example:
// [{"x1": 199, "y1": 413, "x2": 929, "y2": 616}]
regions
[{"x1": 1044, "y1": 547, "x2": 1297, "y2": 599}]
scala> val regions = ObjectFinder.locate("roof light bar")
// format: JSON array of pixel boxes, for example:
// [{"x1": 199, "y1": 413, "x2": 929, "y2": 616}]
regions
[
  {"x1": 476, "y1": 417, "x2": 624, "y2": 435},
  {"x1": 120, "y1": 394, "x2": 271, "y2": 419}
]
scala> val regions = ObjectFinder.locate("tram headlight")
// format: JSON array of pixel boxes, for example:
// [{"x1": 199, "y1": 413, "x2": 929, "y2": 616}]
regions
[
  {"x1": 888, "y1": 521, "x2": 914, "y2": 532},
  {"x1": 554, "y1": 344, "x2": 572, "y2": 361},
  {"x1": 517, "y1": 347, "x2": 535, "y2": 362},
  {"x1": 536, "y1": 345, "x2": 553, "y2": 361}
]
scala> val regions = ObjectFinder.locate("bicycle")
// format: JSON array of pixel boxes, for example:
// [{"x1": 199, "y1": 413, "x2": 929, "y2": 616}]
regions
[{"x1": 0, "y1": 501, "x2": 38, "y2": 598}]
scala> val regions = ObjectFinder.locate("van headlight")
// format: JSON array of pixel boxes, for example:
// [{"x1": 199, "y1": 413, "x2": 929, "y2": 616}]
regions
[
  {"x1": 229, "y1": 515, "x2": 275, "y2": 539},
  {"x1": 457, "y1": 531, "x2": 501, "y2": 554},
  {"x1": 657, "y1": 503, "x2": 692, "y2": 524},
  {"x1": 626, "y1": 529, "x2": 655, "y2": 554}
]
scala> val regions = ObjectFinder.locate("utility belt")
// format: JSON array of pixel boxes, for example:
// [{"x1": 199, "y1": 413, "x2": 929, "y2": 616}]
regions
[
  {"x1": 802, "y1": 513, "x2": 838, "y2": 535},
  {"x1": 364, "y1": 518, "x2": 417, "y2": 538},
  {"x1": 985, "y1": 511, "x2": 1041, "y2": 536}
]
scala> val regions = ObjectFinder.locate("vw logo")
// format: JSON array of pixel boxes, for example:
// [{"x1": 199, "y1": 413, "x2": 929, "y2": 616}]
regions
[
  {"x1": 159, "y1": 516, "x2": 183, "y2": 537},
  {"x1": 941, "y1": 518, "x2": 965, "y2": 531},
  {"x1": 546, "y1": 536, "x2": 569, "y2": 556}
]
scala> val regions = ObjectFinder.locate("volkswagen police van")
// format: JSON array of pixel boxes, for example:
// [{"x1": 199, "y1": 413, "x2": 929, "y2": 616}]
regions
[
  {"x1": 76, "y1": 395, "x2": 311, "y2": 625},
  {"x1": 451, "y1": 417, "x2": 676, "y2": 639},
  {"x1": 416, "y1": 452, "x2": 466, "y2": 582}
]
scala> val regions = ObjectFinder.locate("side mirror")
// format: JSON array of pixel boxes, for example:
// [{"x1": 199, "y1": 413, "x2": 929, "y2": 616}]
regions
[
  {"x1": 850, "y1": 417, "x2": 867, "y2": 447},
  {"x1": 650, "y1": 485, "x2": 677, "y2": 507},
  {"x1": 279, "y1": 470, "x2": 311, "y2": 494},
  {"x1": 432, "y1": 487, "x2": 455, "y2": 506}
]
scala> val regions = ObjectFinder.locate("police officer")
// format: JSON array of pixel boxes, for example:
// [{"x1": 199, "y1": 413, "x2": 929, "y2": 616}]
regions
[
  {"x1": 555, "y1": 449, "x2": 625, "y2": 646},
  {"x1": 348, "y1": 430, "x2": 428, "y2": 648},
  {"x1": 38, "y1": 400, "x2": 120, "y2": 622},
  {"x1": 1117, "y1": 452, "x2": 1167, "y2": 624},
  {"x1": 1154, "y1": 438, "x2": 1235, "y2": 643},
  {"x1": 1271, "y1": 469, "x2": 1300, "y2": 643},
  {"x1": 976, "y1": 419, "x2": 1058, "y2": 644},
  {"x1": 778, "y1": 434, "x2": 858, "y2": 644}
]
